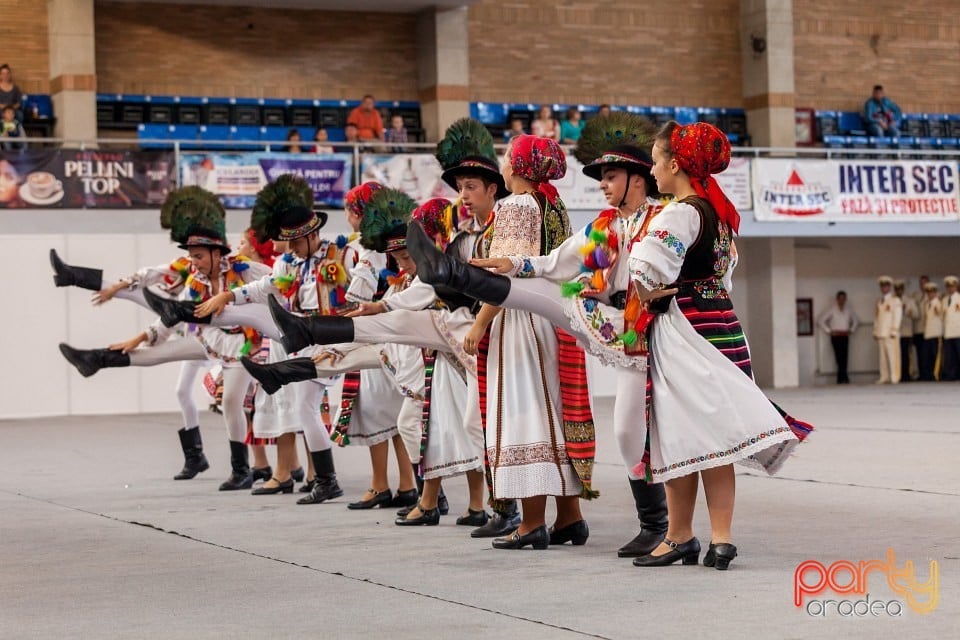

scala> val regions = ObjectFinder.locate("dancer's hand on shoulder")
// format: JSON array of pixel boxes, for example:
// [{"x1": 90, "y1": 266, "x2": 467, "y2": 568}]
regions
[
  {"x1": 345, "y1": 301, "x2": 386, "y2": 317},
  {"x1": 635, "y1": 285, "x2": 678, "y2": 303},
  {"x1": 109, "y1": 332, "x2": 147, "y2": 354},
  {"x1": 470, "y1": 257, "x2": 513, "y2": 274}
]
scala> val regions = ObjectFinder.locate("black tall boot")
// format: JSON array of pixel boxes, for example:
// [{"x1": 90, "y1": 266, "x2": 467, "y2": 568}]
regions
[
  {"x1": 59, "y1": 343, "x2": 130, "y2": 378},
  {"x1": 470, "y1": 498, "x2": 521, "y2": 538},
  {"x1": 267, "y1": 295, "x2": 354, "y2": 354},
  {"x1": 174, "y1": 426, "x2": 210, "y2": 480},
  {"x1": 241, "y1": 356, "x2": 318, "y2": 395},
  {"x1": 144, "y1": 287, "x2": 211, "y2": 328},
  {"x1": 618, "y1": 479, "x2": 668, "y2": 557},
  {"x1": 49, "y1": 249, "x2": 103, "y2": 290},
  {"x1": 219, "y1": 441, "x2": 253, "y2": 490},
  {"x1": 297, "y1": 449, "x2": 344, "y2": 504},
  {"x1": 406, "y1": 222, "x2": 512, "y2": 305}
]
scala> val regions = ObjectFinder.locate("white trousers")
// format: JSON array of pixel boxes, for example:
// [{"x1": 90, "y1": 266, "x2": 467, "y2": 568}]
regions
[
  {"x1": 877, "y1": 336, "x2": 901, "y2": 383},
  {"x1": 128, "y1": 337, "x2": 252, "y2": 442}
]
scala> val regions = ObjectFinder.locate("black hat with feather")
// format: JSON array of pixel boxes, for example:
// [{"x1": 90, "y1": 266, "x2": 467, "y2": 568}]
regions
[
  {"x1": 359, "y1": 188, "x2": 416, "y2": 253},
  {"x1": 574, "y1": 112, "x2": 658, "y2": 196},
  {"x1": 250, "y1": 174, "x2": 328, "y2": 243},
  {"x1": 160, "y1": 186, "x2": 230, "y2": 252},
  {"x1": 436, "y1": 118, "x2": 509, "y2": 199}
]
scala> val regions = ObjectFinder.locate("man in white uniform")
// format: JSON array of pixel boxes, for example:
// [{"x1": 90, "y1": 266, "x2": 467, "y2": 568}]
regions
[
  {"x1": 873, "y1": 275, "x2": 903, "y2": 384},
  {"x1": 941, "y1": 275, "x2": 960, "y2": 381}
]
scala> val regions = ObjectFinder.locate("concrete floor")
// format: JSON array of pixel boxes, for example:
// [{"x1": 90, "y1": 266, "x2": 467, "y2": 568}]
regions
[{"x1": 2, "y1": 384, "x2": 958, "y2": 639}]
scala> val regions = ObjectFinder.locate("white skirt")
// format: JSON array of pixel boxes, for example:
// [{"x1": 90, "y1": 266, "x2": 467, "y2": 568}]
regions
[
  {"x1": 564, "y1": 296, "x2": 646, "y2": 370},
  {"x1": 345, "y1": 367, "x2": 401, "y2": 447},
  {"x1": 421, "y1": 353, "x2": 484, "y2": 480},
  {"x1": 487, "y1": 309, "x2": 582, "y2": 499},
  {"x1": 253, "y1": 340, "x2": 341, "y2": 439},
  {"x1": 646, "y1": 300, "x2": 799, "y2": 483}
]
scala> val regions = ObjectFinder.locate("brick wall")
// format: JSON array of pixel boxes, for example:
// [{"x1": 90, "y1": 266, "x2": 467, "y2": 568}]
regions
[
  {"x1": 93, "y1": 1, "x2": 418, "y2": 100},
  {"x1": 467, "y1": 0, "x2": 744, "y2": 108},
  {"x1": 794, "y1": 1, "x2": 960, "y2": 113},
  {"x1": 0, "y1": 0, "x2": 49, "y2": 94}
]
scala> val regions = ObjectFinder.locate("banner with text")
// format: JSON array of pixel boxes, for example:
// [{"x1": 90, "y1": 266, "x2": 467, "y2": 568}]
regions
[
  {"x1": 1, "y1": 149, "x2": 175, "y2": 208},
  {"x1": 753, "y1": 158, "x2": 960, "y2": 221},
  {"x1": 180, "y1": 152, "x2": 352, "y2": 208}
]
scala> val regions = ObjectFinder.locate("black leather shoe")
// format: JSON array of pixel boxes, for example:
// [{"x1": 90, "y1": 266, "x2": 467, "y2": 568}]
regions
[
  {"x1": 59, "y1": 343, "x2": 130, "y2": 378},
  {"x1": 471, "y1": 510, "x2": 521, "y2": 538},
  {"x1": 241, "y1": 356, "x2": 317, "y2": 395},
  {"x1": 548, "y1": 520, "x2": 590, "y2": 546},
  {"x1": 268, "y1": 295, "x2": 355, "y2": 354},
  {"x1": 50, "y1": 248, "x2": 103, "y2": 290},
  {"x1": 173, "y1": 427, "x2": 209, "y2": 480},
  {"x1": 144, "y1": 287, "x2": 210, "y2": 328},
  {"x1": 297, "y1": 450, "x2": 343, "y2": 504},
  {"x1": 702, "y1": 542, "x2": 738, "y2": 570},
  {"x1": 406, "y1": 221, "x2": 510, "y2": 304},
  {"x1": 395, "y1": 503, "x2": 440, "y2": 526},
  {"x1": 617, "y1": 529, "x2": 666, "y2": 558},
  {"x1": 298, "y1": 478, "x2": 316, "y2": 493},
  {"x1": 492, "y1": 525, "x2": 549, "y2": 550},
  {"x1": 290, "y1": 467, "x2": 305, "y2": 482},
  {"x1": 219, "y1": 471, "x2": 253, "y2": 491},
  {"x1": 456, "y1": 509, "x2": 490, "y2": 527},
  {"x1": 437, "y1": 489, "x2": 449, "y2": 516},
  {"x1": 252, "y1": 466, "x2": 272, "y2": 483},
  {"x1": 388, "y1": 488, "x2": 419, "y2": 509},
  {"x1": 347, "y1": 489, "x2": 393, "y2": 510},
  {"x1": 251, "y1": 478, "x2": 295, "y2": 495},
  {"x1": 632, "y1": 537, "x2": 701, "y2": 567},
  {"x1": 396, "y1": 504, "x2": 415, "y2": 518}
]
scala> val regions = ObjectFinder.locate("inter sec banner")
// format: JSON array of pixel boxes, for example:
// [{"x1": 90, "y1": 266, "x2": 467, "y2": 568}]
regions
[
  {"x1": 0, "y1": 149, "x2": 175, "y2": 208},
  {"x1": 180, "y1": 152, "x2": 352, "y2": 208},
  {"x1": 753, "y1": 158, "x2": 960, "y2": 221}
]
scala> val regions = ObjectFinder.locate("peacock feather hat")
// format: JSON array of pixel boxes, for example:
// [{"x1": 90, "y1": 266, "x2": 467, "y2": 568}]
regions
[
  {"x1": 250, "y1": 174, "x2": 328, "y2": 242},
  {"x1": 359, "y1": 188, "x2": 417, "y2": 253},
  {"x1": 160, "y1": 186, "x2": 230, "y2": 252},
  {"x1": 436, "y1": 118, "x2": 509, "y2": 199},
  {"x1": 574, "y1": 112, "x2": 658, "y2": 188}
]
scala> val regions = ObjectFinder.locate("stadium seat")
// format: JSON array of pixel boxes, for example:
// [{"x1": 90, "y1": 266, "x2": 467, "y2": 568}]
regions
[
  {"x1": 674, "y1": 107, "x2": 698, "y2": 125},
  {"x1": 815, "y1": 110, "x2": 839, "y2": 139},
  {"x1": 926, "y1": 114, "x2": 949, "y2": 137},
  {"x1": 903, "y1": 113, "x2": 927, "y2": 137},
  {"x1": 838, "y1": 111, "x2": 867, "y2": 136},
  {"x1": 137, "y1": 123, "x2": 171, "y2": 149},
  {"x1": 948, "y1": 115, "x2": 960, "y2": 138},
  {"x1": 697, "y1": 107, "x2": 722, "y2": 128},
  {"x1": 649, "y1": 106, "x2": 676, "y2": 126}
]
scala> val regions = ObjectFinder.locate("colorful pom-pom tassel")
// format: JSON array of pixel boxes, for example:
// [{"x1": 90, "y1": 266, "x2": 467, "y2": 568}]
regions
[
  {"x1": 336, "y1": 235, "x2": 348, "y2": 249},
  {"x1": 561, "y1": 281, "x2": 585, "y2": 298},
  {"x1": 619, "y1": 329, "x2": 638, "y2": 347},
  {"x1": 593, "y1": 246, "x2": 610, "y2": 269}
]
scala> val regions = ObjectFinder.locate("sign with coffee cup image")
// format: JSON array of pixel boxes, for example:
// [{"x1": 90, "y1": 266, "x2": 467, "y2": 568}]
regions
[{"x1": 0, "y1": 149, "x2": 176, "y2": 208}]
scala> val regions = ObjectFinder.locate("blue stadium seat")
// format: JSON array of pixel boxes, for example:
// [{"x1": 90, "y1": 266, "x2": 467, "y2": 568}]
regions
[
  {"x1": 903, "y1": 113, "x2": 927, "y2": 137},
  {"x1": 697, "y1": 107, "x2": 722, "y2": 128},
  {"x1": 168, "y1": 125, "x2": 200, "y2": 149},
  {"x1": 949, "y1": 115, "x2": 960, "y2": 138},
  {"x1": 138, "y1": 123, "x2": 172, "y2": 149},
  {"x1": 847, "y1": 135, "x2": 870, "y2": 148},
  {"x1": 674, "y1": 107, "x2": 698, "y2": 125},
  {"x1": 198, "y1": 125, "x2": 231, "y2": 147},
  {"x1": 230, "y1": 125, "x2": 262, "y2": 145},
  {"x1": 822, "y1": 135, "x2": 847, "y2": 149},
  {"x1": 649, "y1": 106, "x2": 676, "y2": 125},
  {"x1": 838, "y1": 111, "x2": 867, "y2": 136},
  {"x1": 926, "y1": 114, "x2": 949, "y2": 137}
]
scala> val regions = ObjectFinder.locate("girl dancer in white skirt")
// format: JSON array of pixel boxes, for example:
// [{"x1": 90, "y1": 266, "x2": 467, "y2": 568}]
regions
[{"x1": 628, "y1": 122, "x2": 813, "y2": 569}]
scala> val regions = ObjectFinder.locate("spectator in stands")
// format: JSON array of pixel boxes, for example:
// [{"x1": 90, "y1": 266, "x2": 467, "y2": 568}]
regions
[
  {"x1": 384, "y1": 114, "x2": 408, "y2": 152},
  {"x1": 531, "y1": 105, "x2": 559, "y2": 140},
  {"x1": 337, "y1": 123, "x2": 362, "y2": 153},
  {"x1": 819, "y1": 290, "x2": 859, "y2": 384},
  {"x1": 503, "y1": 118, "x2": 525, "y2": 143},
  {"x1": 312, "y1": 128, "x2": 334, "y2": 154},
  {"x1": 0, "y1": 158, "x2": 24, "y2": 207},
  {"x1": 559, "y1": 107, "x2": 584, "y2": 144},
  {"x1": 598, "y1": 104, "x2": 612, "y2": 118},
  {"x1": 864, "y1": 85, "x2": 902, "y2": 138},
  {"x1": 1, "y1": 106, "x2": 25, "y2": 150},
  {"x1": 347, "y1": 94, "x2": 384, "y2": 141},
  {"x1": 285, "y1": 129, "x2": 303, "y2": 153},
  {"x1": 0, "y1": 64, "x2": 22, "y2": 121}
]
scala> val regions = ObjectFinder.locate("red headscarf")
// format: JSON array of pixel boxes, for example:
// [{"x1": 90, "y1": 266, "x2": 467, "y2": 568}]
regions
[
  {"x1": 669, "y1": 122, "x2": 740, "y2": 234},
  {"x1": 412, "y1": 198, "x2": 454, "y2": 251},
  {"x1": 508, "y1": 134, "x2": 566, "y2": 205},
  {"x1": 246, "y1": 228, "x2": 277, "y2": 267},
  {"x1": 344, "y1": 181, "x2": 384, "y2": 218}
]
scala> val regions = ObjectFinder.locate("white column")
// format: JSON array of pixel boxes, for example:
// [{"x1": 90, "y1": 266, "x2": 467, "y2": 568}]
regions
[
  {"x1": 47, "y1": 0, "x2": 97, "y2": 143},
  {"x1": 416, "y1": 6, "x2": 470, "y2": 142}
]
